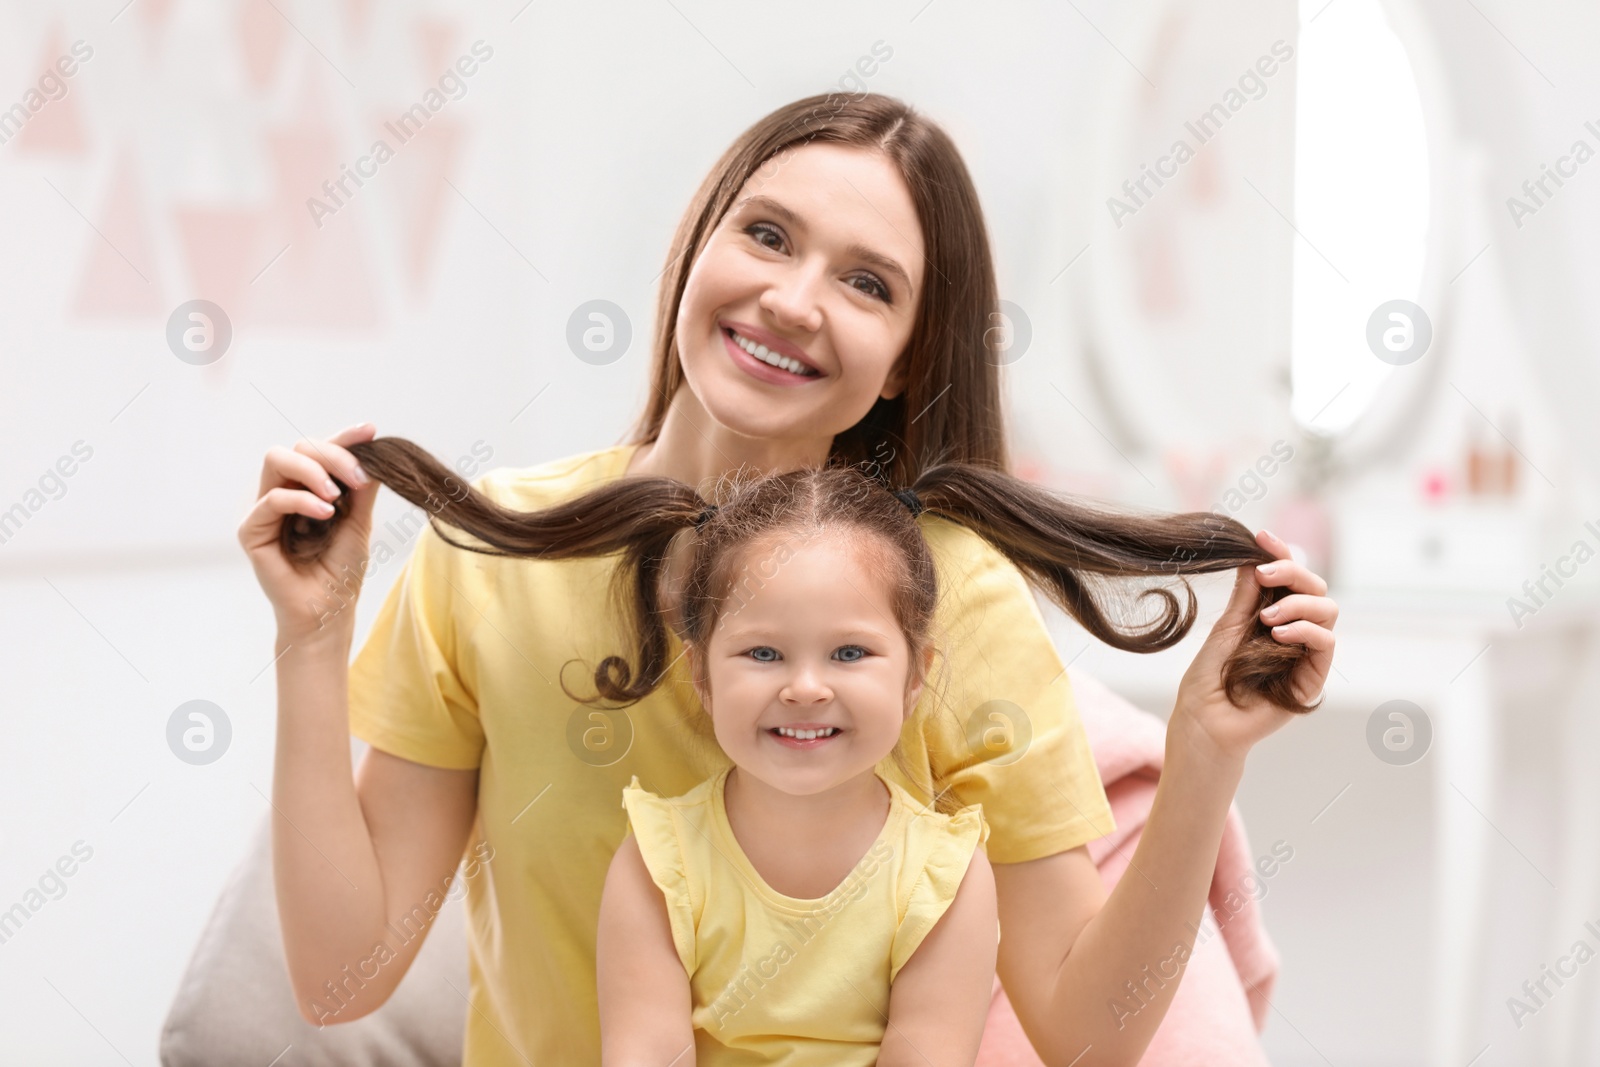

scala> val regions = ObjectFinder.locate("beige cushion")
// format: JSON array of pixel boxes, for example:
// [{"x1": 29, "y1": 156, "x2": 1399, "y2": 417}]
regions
[{"x1": 159, "y1": 813, "x2": 468, "y2": 1067}]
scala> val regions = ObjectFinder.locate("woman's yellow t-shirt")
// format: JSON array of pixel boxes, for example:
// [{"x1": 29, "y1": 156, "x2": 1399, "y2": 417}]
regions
[
  {"x1": 345, "y1": 442, "x2": 1116, "y2": 1066},
  {"x1": 620, "y1": 767, "x2": 991, "y2": 1065}
]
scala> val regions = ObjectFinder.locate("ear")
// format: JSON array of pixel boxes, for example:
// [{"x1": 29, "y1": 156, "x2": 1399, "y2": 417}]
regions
[
  {"x1": 685, "y1": 645, "x2": 710, "y2": 711},
  {"x1": 903, "y1": 643, "x2": 936, "y2": 717}
]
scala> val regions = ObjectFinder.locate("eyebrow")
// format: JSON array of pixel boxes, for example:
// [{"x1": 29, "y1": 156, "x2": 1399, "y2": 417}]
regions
[{"x1": 733, "y1": 194, "x2": 915, "y2": 296}]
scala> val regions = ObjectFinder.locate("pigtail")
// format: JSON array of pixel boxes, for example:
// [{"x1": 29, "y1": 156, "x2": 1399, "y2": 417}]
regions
[
  {"x1": 278, "y1": 436, "x2": 707, "y2": 705},
  {"x1": 907, "y1": 463, "x2": 1312, "y2": 713}
]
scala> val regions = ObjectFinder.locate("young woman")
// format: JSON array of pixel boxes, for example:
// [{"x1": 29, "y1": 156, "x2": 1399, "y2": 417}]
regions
[{"x1": 239, "y1": 93, "x2": 1336, "y2": 1066}]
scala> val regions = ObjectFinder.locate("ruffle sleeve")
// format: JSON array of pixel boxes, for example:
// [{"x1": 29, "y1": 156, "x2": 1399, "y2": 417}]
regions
[
  {"x1": 889, "y1": 803, "x2": 992, "y2": 982},
  {"x1": 620, "y1": 776, "x2": 698, "y2": 975}
]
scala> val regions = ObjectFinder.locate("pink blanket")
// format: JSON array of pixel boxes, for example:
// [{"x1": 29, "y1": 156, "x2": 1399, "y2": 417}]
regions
[{"x1": 975, "y1": 668, "x2": 1280, "y2": 1066}]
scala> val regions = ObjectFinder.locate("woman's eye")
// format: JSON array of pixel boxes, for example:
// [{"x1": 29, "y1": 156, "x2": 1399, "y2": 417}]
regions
[
  {"x1": 850, "y1": 275, "x2": 891, "y2": 303},
  {"x1": 746, "y1": 222, "x2": 785, "y2": 252},
  {"x1": 747, "y1": 646, "x2": 780, "y2": 663},
  {"x1": 833, "y1": 645, "x2": 868, "y2": 663}
]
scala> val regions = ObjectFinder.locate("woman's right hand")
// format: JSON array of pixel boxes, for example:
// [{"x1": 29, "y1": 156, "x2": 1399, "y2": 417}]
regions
[
  {"x1": 1170, "y1": 530, "x2": 1336, "y2": 768},
  {"x1": 238, "y1": 422, "x2": 380, "y2": 645}
]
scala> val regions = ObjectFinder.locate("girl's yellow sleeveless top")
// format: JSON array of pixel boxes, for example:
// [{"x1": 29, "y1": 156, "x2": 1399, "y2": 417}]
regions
[{"x1": 620, "y1": 766, "x2": 992, "y2": 1066}]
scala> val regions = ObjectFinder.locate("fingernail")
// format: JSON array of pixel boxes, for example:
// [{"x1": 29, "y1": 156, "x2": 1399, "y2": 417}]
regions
[
  {"x1": 351, "y1": 464, "x2": 370, "y2": 487},
  {"x1": 1261, "y1": 529, "x2": 1277, "y2": 542},
  {"x1": 324, "y1": 479, "x2": 341, "y2": 497},
  {"x1": 1262, "y1": 605, "x2": 1279, "y2": 619},
  {"x1": 1257, "y1": 563, "x2": 1277, "y2": 576},
  {"x1": 317, "y1": 499, "x2": 335, "y2": 513}
]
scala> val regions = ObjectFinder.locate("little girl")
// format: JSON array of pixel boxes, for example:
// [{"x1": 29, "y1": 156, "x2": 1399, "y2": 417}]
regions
[{"x1": 595, "y1": 466, "x2": 1001, "y2": 1067}]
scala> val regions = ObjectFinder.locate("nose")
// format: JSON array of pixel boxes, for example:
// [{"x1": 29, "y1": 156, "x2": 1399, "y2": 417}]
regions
[
  {"x1": 779, "y1": 662, "x2": 833, "y2": 705},
  {"x1": 758, "y1": 259, "x2": 824, "y2": 333}
]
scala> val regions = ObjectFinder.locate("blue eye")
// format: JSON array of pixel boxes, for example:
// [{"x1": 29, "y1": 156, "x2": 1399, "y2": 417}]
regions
[
  {"x1": 747, "y1": 647, "x2": 780, "y2": 663},
  {"x1": 833, "y1": 645, "x2": 868, "y2": 663}
]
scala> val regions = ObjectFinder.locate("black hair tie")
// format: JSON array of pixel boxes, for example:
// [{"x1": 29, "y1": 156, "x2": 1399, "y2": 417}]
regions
[
  {"x1": 893, "y1": 487, "x2": 925, "y2": 518},
  {"x1": 694, "y1": 503, "x2": 720, "y2": 529}
]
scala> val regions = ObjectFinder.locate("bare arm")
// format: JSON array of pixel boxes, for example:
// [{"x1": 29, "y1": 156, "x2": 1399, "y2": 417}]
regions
[
  {"x1": 271, "y1": 635, "x2": 479, "y2": 1025},
  {"x1": 239, "y1": 424, "x2": 480, "y2": 1025},
  {"x1": 991, "y1": 540, "x2": 1336, "y2": 1066},
  {"x1": 597, "y1": 835, "x2": 696, "y2": 1067},
  {"x1": 878, "y1": 848, "x2": 999, "y2": 1067},
  {"x1": 990, "y1": 735, "x2": 1242, "y2": 1067}
]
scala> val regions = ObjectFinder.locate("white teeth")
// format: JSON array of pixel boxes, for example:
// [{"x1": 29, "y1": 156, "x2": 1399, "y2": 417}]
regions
[
  {"x1": 730, "y1": 330, "x2": 812, "y2": 376},
  {"x1": 775, "y1": 726, "x2": 837, "y2": 740}
]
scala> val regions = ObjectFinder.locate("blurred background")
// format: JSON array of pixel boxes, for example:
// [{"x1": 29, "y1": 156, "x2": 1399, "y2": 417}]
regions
[{"x1": 2, "y1": 0, "x2": 1599, "y2": 1063}]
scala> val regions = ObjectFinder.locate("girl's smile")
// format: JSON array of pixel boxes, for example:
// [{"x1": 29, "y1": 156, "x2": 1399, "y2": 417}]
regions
[{"x1": 766, "y1": 723, "x2": 844, "y2": 747}]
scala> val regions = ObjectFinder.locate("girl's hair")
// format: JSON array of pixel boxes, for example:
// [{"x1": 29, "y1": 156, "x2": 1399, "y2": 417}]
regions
[
  {"x1": 631, "y1": 91, "x2": 1005, "y2": 487},
  {"x1": 283, "y1": 439, "x2": 1315, "y2": 764}
]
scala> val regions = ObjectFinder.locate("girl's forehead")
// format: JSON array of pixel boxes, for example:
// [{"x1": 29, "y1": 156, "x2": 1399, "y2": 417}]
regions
[
  {"x1": 722, "y1": 522, "x2": 892, "y2": 571},
  {"x1": 714, "y1": 528, "x2": 902, "y2": 613}
]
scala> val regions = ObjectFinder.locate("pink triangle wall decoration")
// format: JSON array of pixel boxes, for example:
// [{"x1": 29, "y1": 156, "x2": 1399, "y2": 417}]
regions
[
  {"x1": 415, "y1": 17, "x2": 458, "y2": 77},
  {"x1": 240, "y1": 0, "x2": 289, "y2": 91},
  {"x1": 172, "y1": 206, "x2": 268, "y2": 319},
  {"x1": 246, "y1": 122, "x2": 381, "y2": 332},
  {"x1": 376, "y1": 113, "x2": 464, "y2": 298},
  {"x1": 15, "y1": 28, "x2": 89, "y2": 158},
  {"x1": 67, "y1": 149, "x2": 165, "y2": 321},
  {"x1": 343, "y1": 0, "x2": 374, "y2": 46}
]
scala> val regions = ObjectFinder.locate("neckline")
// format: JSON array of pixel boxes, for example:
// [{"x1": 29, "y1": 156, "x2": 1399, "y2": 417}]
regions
[{"x1": 709, "y1": 765, "x2": 903, "y2": 910}]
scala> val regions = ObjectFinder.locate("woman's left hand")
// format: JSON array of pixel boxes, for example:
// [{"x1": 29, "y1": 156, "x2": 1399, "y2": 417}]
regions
[{"x1": 1170, "y1": 529, "x2": 1338, "y2": 768}]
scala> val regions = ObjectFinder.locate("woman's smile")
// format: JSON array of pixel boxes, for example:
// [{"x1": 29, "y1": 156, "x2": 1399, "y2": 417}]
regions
[
  {"x1": 723, "y1": 320, "x2": 822, "y2": 374},
  {"x1": 720, "y1": 324, "x2": 823, "y2": 385}
]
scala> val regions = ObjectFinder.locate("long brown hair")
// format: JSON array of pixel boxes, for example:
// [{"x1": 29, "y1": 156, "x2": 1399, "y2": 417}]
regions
[
  {"x1": 283, "y1": 438, "x2": 1313, "y2": 724},
  {"x1": 631, "y1": 91, "x2": 1005, "y2": 486}
]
